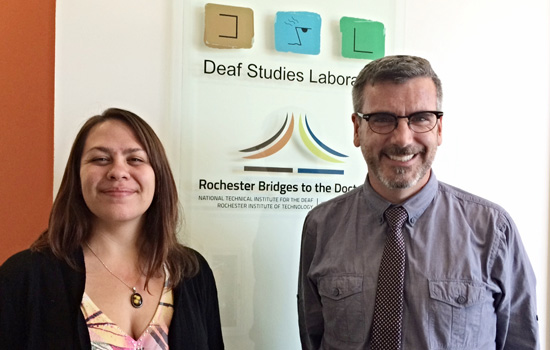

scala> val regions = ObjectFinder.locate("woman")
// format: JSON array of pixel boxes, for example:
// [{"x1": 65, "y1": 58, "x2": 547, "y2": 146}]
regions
[{"x1": 0, "y1": 108, "x2": 224, "y2": 349}]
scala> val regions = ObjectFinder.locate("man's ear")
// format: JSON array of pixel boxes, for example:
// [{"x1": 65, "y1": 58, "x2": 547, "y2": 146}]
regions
[
  {"x1": 352, "y1": 113, "x2": 361, "y2": 147},
  {"x1": 437, "y1": 116, "x2": 443, "y2": 146}
]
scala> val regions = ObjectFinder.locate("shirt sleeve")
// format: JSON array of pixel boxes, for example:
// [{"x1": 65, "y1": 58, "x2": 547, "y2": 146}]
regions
[
  {"x1": 297, "y1": 215, "x2": 323, "y2": 350},
  {"x1": 493, "y1": 214, "x2": 539, "y2": 350}
]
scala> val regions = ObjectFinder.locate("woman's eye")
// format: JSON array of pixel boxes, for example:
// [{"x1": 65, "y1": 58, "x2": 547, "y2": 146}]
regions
[
  {"x1": 92, "y1": 157, "x2": 109, "y2": 163},
  {"x1": 129, "y1": 157, "x2": 145, "y2": 164}
]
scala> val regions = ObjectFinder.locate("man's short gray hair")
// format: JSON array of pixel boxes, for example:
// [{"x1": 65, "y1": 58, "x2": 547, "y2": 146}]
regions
[{"x1": 352, "y1": 55, "x2": 443, "y2": 112}]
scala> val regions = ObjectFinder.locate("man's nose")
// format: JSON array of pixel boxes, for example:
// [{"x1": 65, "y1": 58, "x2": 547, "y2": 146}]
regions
[{"x1": 390, "y1": 118, "x2": 414, "y2": 146}]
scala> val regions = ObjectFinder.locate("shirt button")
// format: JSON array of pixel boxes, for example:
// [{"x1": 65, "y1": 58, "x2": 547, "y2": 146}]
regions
[
  {"x1": 332, "y1": 288, "x2": 341, "y2": 297},
  {"x1": 456, "y1": 295, "x2": 467, "y2": 304}
]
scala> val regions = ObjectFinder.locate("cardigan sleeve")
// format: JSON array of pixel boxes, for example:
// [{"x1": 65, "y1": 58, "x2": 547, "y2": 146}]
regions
[
  {"x1": 0, "y1": 248, "x2": 88, "y2": 349},
  {"x1": 0, "y1": 250, "x2": 33, "y2": 348},
  {"x1": 197, "y1": 252, "x2": 224, "y2": 349},
  {"x1": 168, "y1": 249, "x2": 224, "y2": 349}
]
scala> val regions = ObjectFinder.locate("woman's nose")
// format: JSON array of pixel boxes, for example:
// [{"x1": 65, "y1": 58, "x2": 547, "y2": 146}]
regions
[{"x1": 106, "y1": 159, "x2": 129, "y2": 180}]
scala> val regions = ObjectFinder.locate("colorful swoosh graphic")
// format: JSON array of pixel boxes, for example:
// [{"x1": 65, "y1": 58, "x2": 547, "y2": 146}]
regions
[
  {"x1": 239, "y1": 114, "x2": 291, "y2": 152},
  {"x1": 298, "y1": 115, "x2": 346, "y2": 163},
  {"x1": 239, "y1": 114, "x2": 347, "y2": 163},
  {"x1": 239, "y1": 113, "x2": 347, "y2": 174},
  {"x1": 303, "y1": 116, "x2": 348, "y2": 158},
  {"x1": 239, "y1": 114, "x2": 294, "y2": 159}
]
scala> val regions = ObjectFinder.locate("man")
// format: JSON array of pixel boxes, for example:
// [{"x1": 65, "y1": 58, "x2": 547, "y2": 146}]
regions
[{"x1": 297, "y1": 55, "x2": 539, "y2": 350}]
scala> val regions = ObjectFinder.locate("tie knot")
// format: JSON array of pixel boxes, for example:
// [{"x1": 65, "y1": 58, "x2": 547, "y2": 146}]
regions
[{"x1": 385, "y1": 206, "x2": 408, "y2": 229}]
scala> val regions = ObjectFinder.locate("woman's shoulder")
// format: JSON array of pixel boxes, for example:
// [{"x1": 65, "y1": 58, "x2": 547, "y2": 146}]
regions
[
  {"x1": 0, "y1": 248, "x2": 59, "y2": 294},
  {"x1": 173, "y1": 246, "x2": 215, "y2": 284},
  {"x1": 186, "y1": 247, "x2": 209, "y2": 266},
  {"x1": 1, "y1": 247, "x2": 81, "y2": 282},
  {"x1": 1, "y1": 249, "x2": 52, "y2": 275},
  {"x1": 185, "y1": 247, "x2": 213, "y2": 277}
]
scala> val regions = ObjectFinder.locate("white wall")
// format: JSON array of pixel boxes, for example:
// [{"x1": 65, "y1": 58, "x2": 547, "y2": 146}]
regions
[
  {"x1": 398, "y1": 1, "x2": 550, "y2": 347},
  {"x1": 55, "y1": 0, "x2": 550, "y2": 348},
  {"x1": 54, "y1": 1, "x2": 176, "y2": 187}
]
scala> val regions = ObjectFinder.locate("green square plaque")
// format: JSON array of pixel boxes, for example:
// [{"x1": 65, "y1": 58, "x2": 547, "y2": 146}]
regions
[{"x1": 340, "y1": 17, "x2": 385, "y2": 60}]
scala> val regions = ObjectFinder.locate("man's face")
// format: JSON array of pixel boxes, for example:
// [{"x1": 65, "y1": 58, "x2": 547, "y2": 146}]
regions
[{"x1": 352, "y1": 77, "x2": 442, "y2": 201}]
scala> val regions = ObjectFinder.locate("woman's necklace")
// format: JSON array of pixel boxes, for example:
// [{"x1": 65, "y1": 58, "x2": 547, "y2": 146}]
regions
[{"x1": 85, "y1": 242, "x2": 144, "y2": 309}]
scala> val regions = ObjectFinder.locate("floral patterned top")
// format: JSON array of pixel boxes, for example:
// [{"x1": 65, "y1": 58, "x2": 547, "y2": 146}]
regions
[{"x1": 81, "y1": 274, "x2": 173, "y2": 350}]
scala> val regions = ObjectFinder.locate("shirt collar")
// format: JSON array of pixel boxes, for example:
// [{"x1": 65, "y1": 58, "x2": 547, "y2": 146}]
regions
[{"x1": 362, "y1": 171, "x2": 438, "y2": 227}]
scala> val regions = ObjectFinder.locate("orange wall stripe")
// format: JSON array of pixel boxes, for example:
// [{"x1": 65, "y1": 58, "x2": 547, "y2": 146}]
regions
[{"x1": 0, "y1": 0, "x2": 55, "y2": 263}]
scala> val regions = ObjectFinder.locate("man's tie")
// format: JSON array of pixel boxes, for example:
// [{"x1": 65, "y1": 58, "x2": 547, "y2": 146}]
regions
[{"x1": 370, "y1": 206, "x2": 408, "y2": 350}]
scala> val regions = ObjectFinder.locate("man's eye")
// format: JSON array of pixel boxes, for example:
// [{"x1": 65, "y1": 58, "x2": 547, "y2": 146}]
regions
[
  {"x1": 411, "y1": 116, "x2": 427, "y2": 122},
  {"x1": 411, "y1": 113, "x2": 434, "y2": 123},
  {"x1": 371, "y1": 114, "x2": 395, "y2": 124}
]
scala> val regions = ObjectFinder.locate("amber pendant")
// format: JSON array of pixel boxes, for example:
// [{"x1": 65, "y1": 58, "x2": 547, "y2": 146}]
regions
[{"x1": 131, "y1": 288, "x2": 143, "y2": 308}]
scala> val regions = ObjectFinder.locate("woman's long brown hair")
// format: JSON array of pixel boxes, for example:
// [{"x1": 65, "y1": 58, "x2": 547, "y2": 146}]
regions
[{"x1": 32, "y1": 108, "x2": 198, "y2": 288}]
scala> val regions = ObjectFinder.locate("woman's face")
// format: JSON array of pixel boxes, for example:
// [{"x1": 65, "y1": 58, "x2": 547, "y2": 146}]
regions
[{"x1": 80, "y1": 120, "x2": 155, "y2": 229}]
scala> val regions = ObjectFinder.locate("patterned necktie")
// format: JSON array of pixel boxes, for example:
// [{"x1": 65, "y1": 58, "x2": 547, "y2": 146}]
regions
[{"x1": 370, "y1": 206, "x2": 408, "y2": 350}]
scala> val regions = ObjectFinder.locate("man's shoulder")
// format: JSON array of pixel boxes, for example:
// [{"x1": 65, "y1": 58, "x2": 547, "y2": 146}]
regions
[
  {"x1": 437, "y1": 181, "x2": 505, "y2": 210},
  {"x1": 306, "y1": 185, "x2": 365, "y2": 220},
  {"x1": 436, "y1": 181, "x2": 513, "y2": 227}
]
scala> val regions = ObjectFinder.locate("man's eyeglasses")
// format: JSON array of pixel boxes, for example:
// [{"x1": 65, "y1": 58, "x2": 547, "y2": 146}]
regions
[{"x1": 355, "y1": 111, "x2": 443, "y2": 134}]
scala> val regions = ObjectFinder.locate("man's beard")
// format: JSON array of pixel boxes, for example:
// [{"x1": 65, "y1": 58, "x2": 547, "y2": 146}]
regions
[{"x1": 365, "y1": 144, "x2": 436, "y2": 190}]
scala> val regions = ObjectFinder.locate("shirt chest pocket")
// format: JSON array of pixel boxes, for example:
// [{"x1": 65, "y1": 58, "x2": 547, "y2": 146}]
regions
[
  {"x1": 318, "y1": 275, "x2": 366, "y2": 343},
  {"x1": 428, "y1": 280, "x2": 494, "y2": 350}
]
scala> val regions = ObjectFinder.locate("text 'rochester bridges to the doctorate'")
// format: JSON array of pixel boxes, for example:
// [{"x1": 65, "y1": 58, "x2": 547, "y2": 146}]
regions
[{"x1": 198, "y1": 178, "x2": 357, "y2": 195}]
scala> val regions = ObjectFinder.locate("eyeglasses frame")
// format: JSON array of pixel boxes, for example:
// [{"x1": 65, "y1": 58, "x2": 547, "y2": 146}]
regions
[{"x1": 355, "y1": 111, "x2": 444, "y2": 134}]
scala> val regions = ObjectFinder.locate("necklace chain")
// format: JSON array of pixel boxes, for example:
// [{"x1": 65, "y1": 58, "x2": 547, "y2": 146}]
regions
[
  {"x1": 85, "y1": 242, "x2": 144, "y2": 308},
  {"x1": 85, "y1": 242, "x2": 136, "y2": 290}
]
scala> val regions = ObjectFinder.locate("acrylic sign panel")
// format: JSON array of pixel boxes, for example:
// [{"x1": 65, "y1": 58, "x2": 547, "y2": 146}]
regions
[{"x1": 182, "y1": 1, "x2": 397, "y2": 348}]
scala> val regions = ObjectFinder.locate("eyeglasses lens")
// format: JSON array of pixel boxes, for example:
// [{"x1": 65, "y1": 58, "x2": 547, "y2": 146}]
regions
[{"x1": 368, "y1": 112, "x2": 438, "y2": 134}]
